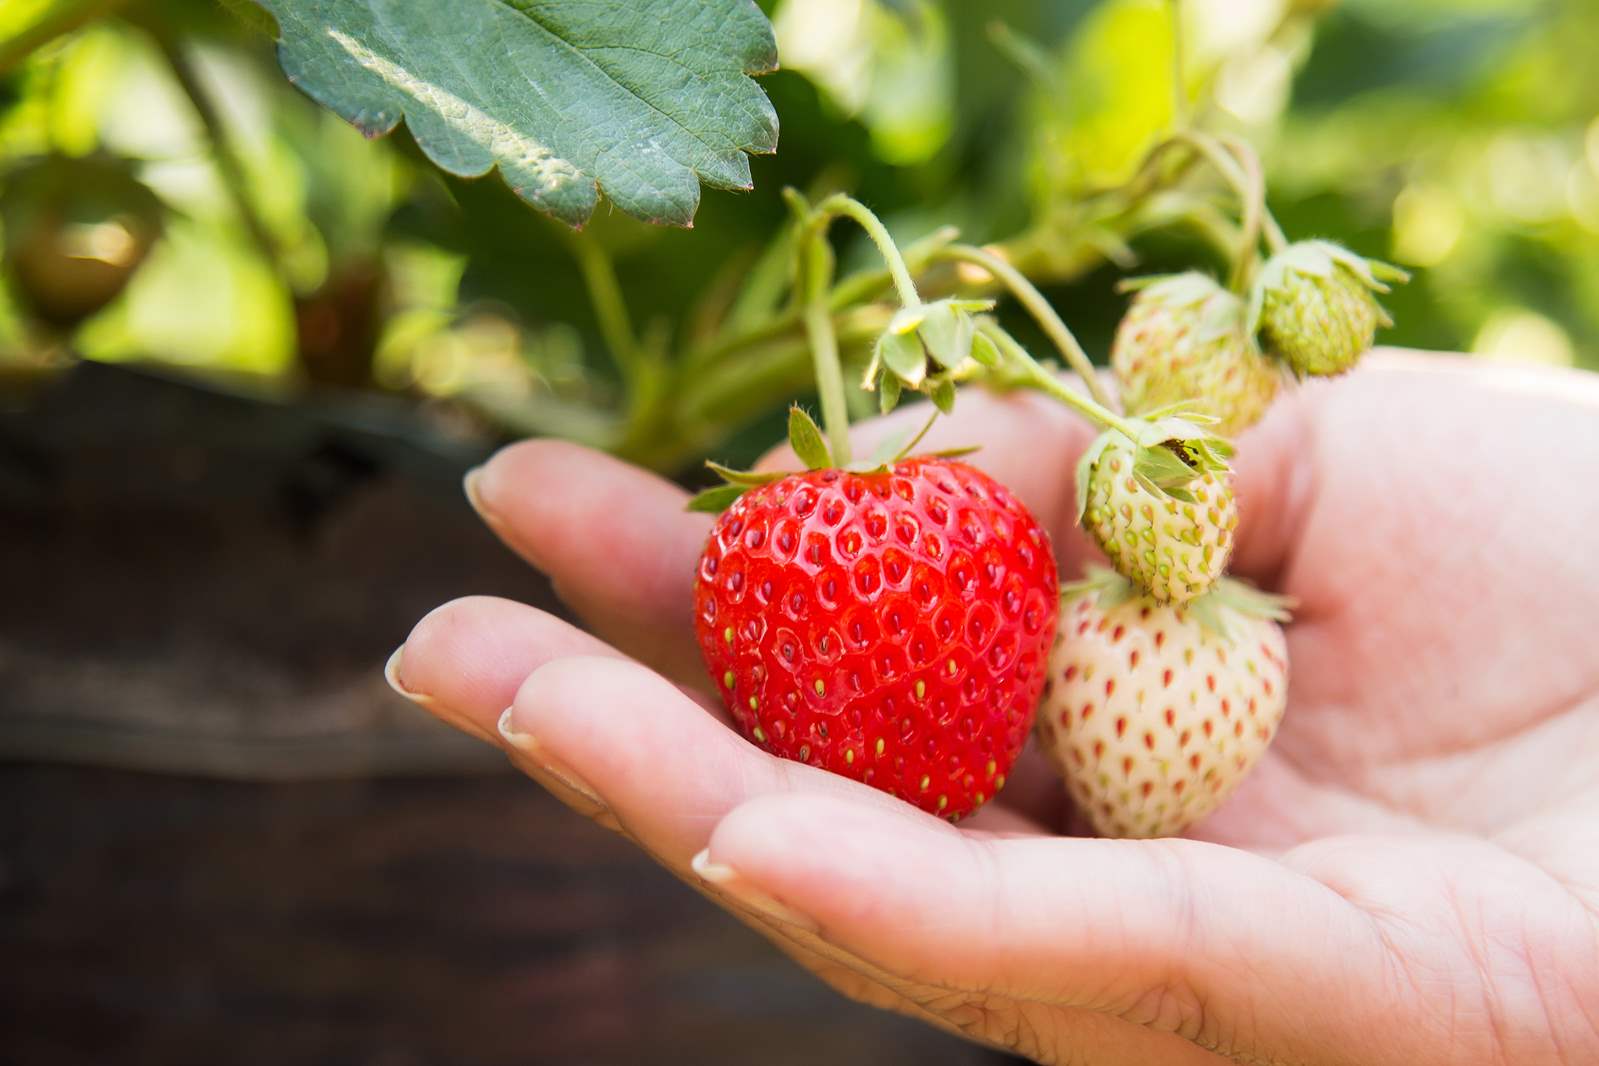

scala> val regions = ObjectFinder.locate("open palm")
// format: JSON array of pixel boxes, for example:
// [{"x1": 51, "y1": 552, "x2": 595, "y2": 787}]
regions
[{"x1": 391, "y1": 353, "x2": 1599, "y2": 1065}]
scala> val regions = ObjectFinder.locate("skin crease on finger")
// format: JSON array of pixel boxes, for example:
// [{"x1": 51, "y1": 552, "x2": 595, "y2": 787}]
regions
[{"x1": 399, "y1": 353, "x2": 1599, "y2": 1065}]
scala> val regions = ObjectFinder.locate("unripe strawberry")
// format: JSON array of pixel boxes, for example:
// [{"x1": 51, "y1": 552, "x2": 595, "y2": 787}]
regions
[
  {"x1": 1250, "y1": 240, "x2": 1408, "y2": 377},
  {"x1": 1112, "y1": 272, "x2": 1279, "y2": 436},
  {"x1": 1076, "y1": 422, "x2": 1236, "y2": 604},
  {"x1": 1037, "y1": 571, "x2": 1289, "y2": 838}
]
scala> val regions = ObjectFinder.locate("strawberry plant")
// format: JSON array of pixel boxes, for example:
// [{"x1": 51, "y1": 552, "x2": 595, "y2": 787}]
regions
[{"x1": 0, "y1": 0, "x2": 1434, "y2": 836}]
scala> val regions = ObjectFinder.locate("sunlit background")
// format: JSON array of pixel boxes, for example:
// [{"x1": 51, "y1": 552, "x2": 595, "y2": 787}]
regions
[{"x1": 3, "y1": 0, "x2": 1595, "y2": 464}]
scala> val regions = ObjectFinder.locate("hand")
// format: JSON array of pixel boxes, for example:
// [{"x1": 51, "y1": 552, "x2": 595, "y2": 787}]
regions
[{"x1": 389, "y1": 352, "x2": 1599, "y2": 1065}]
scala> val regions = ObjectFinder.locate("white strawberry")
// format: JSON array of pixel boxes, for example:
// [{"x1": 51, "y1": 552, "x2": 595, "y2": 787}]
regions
[{"x1": 1037, "y1": 569, "x2": 1290, "y2": 838}]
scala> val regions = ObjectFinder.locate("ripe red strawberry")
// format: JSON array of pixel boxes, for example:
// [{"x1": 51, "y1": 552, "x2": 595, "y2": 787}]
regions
[
  {"x1": 1036, "y1": 570, "x2": 1289, "y2": 838},
  {"x1": 693, "y1": 457, "x2": 1058, "y2": 819}
]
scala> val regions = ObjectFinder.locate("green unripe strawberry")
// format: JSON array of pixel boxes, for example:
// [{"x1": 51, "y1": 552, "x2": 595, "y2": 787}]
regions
[
  {"x1": 1250, "y1": 240, "x2": 1408, "y2": 377},
  {"x1": 1075, "y1": 421, "x2": 1237, "y2": 604},
  {"x1": 1112, "y1": 272, "x2": 1280, "y2": 436}
]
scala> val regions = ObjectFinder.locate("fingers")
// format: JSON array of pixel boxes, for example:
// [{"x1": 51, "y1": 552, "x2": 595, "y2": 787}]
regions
[
  {"x1": 467, "y1": 440, "x2": 711, "y2": 684},
  {"x1": 701, "y1": 791, "x2": 1396, "y2": 1066},
  {"x1": 390, "y1": 595, "x2": 635, "y2": 739},
  {"x1": 501, "y1": 655, "x2": 935, "y2": 870}
]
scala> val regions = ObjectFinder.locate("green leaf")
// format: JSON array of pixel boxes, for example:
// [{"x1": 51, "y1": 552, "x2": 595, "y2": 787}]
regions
[
  {"x1": 686, "y1": 483, "x2": 748, "y2": 513},
  {"x1": 930, "y1": 376, "x2": 956, "y2": 414},
  {"x1": 787, "y1": 406, "x2": 834, "y2": 470},
  {"x1": 257, "y1": 0, "x2": 779, "y2": 227}
]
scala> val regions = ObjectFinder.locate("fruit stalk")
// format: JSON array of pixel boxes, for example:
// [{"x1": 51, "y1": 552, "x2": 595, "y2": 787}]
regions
[
  {"x1": 976, "y1": 319, "x2": 1142, "y2": 441},
  {"x1": 797, "y1": 226, "x2": 853, "y2": 464},
  {"x1": 813, "y1": 193, "x2": 925, "y2": 310},
  {"x1": 1166, "y1": 129, "x2": 1277, "y2": 291},
  {"x1": 935, "y1": 242, "x2": 1118, "y2": 411}
]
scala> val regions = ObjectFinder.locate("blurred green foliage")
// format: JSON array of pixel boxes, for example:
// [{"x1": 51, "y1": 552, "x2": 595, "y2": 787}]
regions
[{"x1": 1, "y1": 0, "x2": 1594, "y2": 469}]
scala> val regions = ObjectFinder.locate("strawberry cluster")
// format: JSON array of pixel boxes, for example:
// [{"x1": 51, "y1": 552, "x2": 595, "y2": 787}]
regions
[{"x1": 688, "y1": 134, "x2": 1407, "y2": 834}]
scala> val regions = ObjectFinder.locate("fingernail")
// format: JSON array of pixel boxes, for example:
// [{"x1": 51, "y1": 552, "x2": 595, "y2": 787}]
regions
[
  {"x1": 691, "y1": 849, "x2": 818, "y2": 933},
  {"x1": 385, "y1": 646, "x2": 497, "y2": 744},
  {"x1": 384, "y1": 646, "x2": 434, "y2": 708},
  {"x1": 497, "y1": 707, "x2": 605, "y2": 808},
  {"x1": 464, "y1": 466, "x2": 509, "y2": 535}
]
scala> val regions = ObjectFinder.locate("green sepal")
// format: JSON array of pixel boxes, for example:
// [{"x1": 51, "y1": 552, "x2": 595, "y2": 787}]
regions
[
  {"x1": 1133, "y1": 443, "x2": 1203, "y2": 491},
  {"x1": 686, "y1": 483, "x2": 748, "y2": 513},
  {"x1": 928, "y1": 444, "x2": 980, "y2": 460},
  {"x1": 878, "y1": 329, "x2": 927, "y2": 388},
  {"x1": 969, "y1": 329, "x2": 1001, "y2": 369},
  {"x1": 930, "y1": 376, "x2": 956, "y2": 414},
  {"x1": 918, "y1": 303, "x2": 970, "y2": 370},
  {"x1": 787, "y1": 406, "x2": 834, "y2": 470},
  {"x1": 1247, "y1": 239, "x2": 1410, "y2": 335},
  {"x1": 1073, "y1": 430, "x2": 1117, "y2": 522},
  {"x1": 704, "y1": 461, "x2": 786, "y2": 487},
  {"x1": 856, "y1": 426, "x2": 916, "y2": 471},
  {"x1": 1058, "y1": 566, "x2": 1139, "y2": 609},
  {"x1": 1187, "y1": 577, "x2": 1296, "y2": 640},
  {"x1": 1210, "y1": 576, "x2": 1295, "y2": 621},
  {"x1": 878, "y1": 372, "x2": 903, "y2": 415}
]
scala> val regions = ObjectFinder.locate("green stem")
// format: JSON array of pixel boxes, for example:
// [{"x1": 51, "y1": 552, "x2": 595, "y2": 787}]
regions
[
  {"x1": 1169, "y1": 129, "x2": 1270, "y2": 291},
  {"x1": 977, "y1": 320, "x2": 1138, "y2": 440},
  {"x1": 149, "y1": 25, "x2": 282, "y2": 282},
  {"x1": 936, "y1": 243, "x2": 1118, "y2": 411},
  {"x1": 1219, "y1": 134, "x2": 1289, "y2": 253},
  {"x1": 799, "y1": 227, "x2": 852, "y2": 465},
  {"x1": 0, "y1": 0, "x2": 130, "y2": 75},
  {"x1": 814, "y1": 194, "x2": 924, "y2": 308},
  {"x1": 564, "y1": 231, "x2": 648, "y2": 389}
]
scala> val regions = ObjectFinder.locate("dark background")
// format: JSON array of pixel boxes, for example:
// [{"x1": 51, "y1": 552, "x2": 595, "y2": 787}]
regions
[{"x1": 3, "y1": 0, "x2": 1596, "y2": 1062}]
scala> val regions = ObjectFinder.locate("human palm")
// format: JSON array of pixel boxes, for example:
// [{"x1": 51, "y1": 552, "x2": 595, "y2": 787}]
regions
[{"x1": 391, "y1": 354, "x2": 1599, "y2": 1065}]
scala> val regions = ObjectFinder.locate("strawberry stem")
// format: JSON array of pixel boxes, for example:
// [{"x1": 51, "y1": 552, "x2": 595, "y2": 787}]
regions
[
  {"x1": 814, "y1": 194, "x2": 925, "y2": 310},
  {"x1": 798, "y1": 227, "x2": 853, "y2": 465},
  {"x1": 977, "y1": 320, "x2": 1140, "y2": 440},
  {"x1": 936, "y1": 243, "x2": 1118, "y2": 411}
]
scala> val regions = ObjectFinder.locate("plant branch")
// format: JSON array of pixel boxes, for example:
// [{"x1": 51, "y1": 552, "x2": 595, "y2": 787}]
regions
[
  {"x1": 977, "y1": 320, "x2": 1136, "y2": 439},
  {"x1": 1219, "y1": 133, "x2": 1289, "y2": 253},
  {"x1": 564, "y1": 231, "x2": 650, "y2": 389},
  {"x1": 148, "y1": 25, "x2": 283, "y2": 281},
  {"x1": 798, "y1": 227, "x2": 852, "y2": 465},
  {"x1": 814, "y1": 194, "x2": 924, "y2": 308},
  {"x1": 936, "y1": 243, "x2": 1117, "y2": 411},
  {"x1": 1168, "y1": 129, "x2": 1272, "y2": 291}
]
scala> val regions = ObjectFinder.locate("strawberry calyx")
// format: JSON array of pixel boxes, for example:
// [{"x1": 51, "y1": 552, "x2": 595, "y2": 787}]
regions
[
  {"x1": 688, "y1": 406, "x2": 982, "y2": 514},
  {"x1": 1117, "y1": 271, "x2": 1247, "y2": 345},
  {"x1": 1072, "y1": 414, "x2": 1232, "y2": 521},
  {"x1": 1248, "y1": 239, "x2": 1410, "y2": 378},
  {"x1": 865, "y1": 297, "x2": 997, "y2": 416},
  {"x1": 1062, "y1": 566, "x2": 1294, "y2": 641}
]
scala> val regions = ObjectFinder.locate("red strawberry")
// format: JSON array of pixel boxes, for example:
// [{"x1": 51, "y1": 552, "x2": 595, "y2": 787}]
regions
[{"x1": 693, "y1": 457, "x2": 1058, "y2": 819}]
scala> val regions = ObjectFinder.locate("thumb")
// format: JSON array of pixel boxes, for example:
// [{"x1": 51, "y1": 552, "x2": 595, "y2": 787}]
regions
[{"x1": 700, "y1": 792, "x2": 1393, "y2": 1065}]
